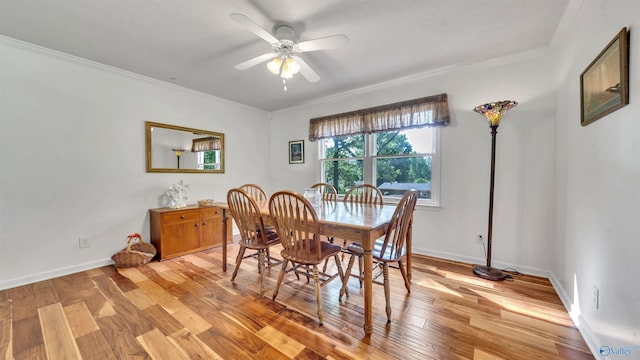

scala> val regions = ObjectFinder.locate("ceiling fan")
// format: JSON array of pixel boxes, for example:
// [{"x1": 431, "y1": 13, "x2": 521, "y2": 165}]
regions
[{"x1": 229, "y1": 13, "x2": 349, "y2": 89}]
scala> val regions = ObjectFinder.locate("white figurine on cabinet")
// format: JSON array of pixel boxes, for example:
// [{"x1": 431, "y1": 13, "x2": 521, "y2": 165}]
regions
[{"x1": 166, "y1": 180, "x2": 189, "y2": 209}]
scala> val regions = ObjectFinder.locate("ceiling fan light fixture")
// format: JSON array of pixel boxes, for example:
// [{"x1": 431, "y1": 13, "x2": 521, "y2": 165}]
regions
[
  {"x1": 283, "y1": 57, "x2": 300, "y2": 76},
  {"x1": 267, "y1": 57, "x2": 282, "y2": 75},
  {"x1": 267, "y1": 56, "x2": 300, "y2": 79}
]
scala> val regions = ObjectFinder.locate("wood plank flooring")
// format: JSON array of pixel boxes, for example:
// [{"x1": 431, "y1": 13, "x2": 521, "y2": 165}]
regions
[{"x1": 0, "y1": 242, "x2": 594, "y2": 359}]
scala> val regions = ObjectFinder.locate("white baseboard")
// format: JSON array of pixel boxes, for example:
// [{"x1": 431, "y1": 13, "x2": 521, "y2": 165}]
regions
[
  {"x1": 548, "y1": 272, "x2": 602, "y2": 359},
  {"x1": 0, "y1": 258, "x2": 114, "y2": 291},
  {"x1": 414, "y1": 247, "x2": 551, "y2": 278}
]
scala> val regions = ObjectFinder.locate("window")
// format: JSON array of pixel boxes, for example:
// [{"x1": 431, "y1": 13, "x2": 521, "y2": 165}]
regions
[
  {"x1": 319, "y1": 126, "x2": 439, "y2": 206},
  {"x1": 197, "y1": 150, "x2": 221, "y2": 170},
  {"x1": 310, "y1": 93, "x2": 448, "y2": 207}
]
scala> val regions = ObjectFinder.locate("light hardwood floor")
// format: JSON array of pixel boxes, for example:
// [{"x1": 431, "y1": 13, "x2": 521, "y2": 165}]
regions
[{"x1": 0, "y1": 242, "x2": 594, "y2": 359}]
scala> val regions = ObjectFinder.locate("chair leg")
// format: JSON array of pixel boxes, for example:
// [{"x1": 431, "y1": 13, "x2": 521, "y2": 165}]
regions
[
  {"x1": 334, "y1": 254, "x2": 345, "y2": 282},
  {"x1": 258, "y1": 250, "x2": 266, "y2": 297},
  {"x1": 312, "y1": 265, "x2": 323, "y2": 325},
  {"x1": 340, "y1": 254, "x2": 356, "y2": 300},
  {"x1": 322, "y1": 237, "x2": 336, "y2": 273},
  {"x1": 231, "y1": 246, "x2": 247, "y2": 281},
  {"x1": 383, "y1": 263, "x2": 392, "y2": 323},
  {"x1": 341, "y1": 239, "x2": 347, "y2": 260},
  {"x1": 398, "y1": 260, "x2": 411, "y2": 293},
  {"x1": 265, "y1": 248, "x2": 272, "y2": 267},
  {"x1": 357, "y1": 255, "x2": 364, "y2": 288},
  {"x1": 272, "y1": 259, "x2": 288, "y2": 301}
]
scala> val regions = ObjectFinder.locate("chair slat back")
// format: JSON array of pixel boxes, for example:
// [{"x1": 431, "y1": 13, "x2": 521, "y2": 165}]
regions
[
  {"x1": 344, "y1": 184, "x2": 384, "y2": 206},
  {"x1": 227, "y1": 188, "x2": 269, "y2": 247},
  {"x1": 375, "y1": 190, "x2": 419, "y2": 262},
  {"x1": 310, "y1": 182, "x2": 338, "y2": 202},
  {"x1": 269, "y1": 191, "x2": 322, "y2": 262},
  {"x1": 239, "y1": 183, "x2": 269, "y2": 206}
]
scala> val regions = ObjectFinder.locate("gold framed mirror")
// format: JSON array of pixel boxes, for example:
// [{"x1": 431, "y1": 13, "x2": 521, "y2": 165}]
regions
[{"x1": 146, "y1": 121, "x2": 225, "y2": 173}]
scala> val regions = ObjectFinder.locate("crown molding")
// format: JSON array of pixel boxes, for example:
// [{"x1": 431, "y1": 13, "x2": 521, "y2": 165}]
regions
[{"x1": 271, "y1": 47, "x2": 547, "y2": 115}]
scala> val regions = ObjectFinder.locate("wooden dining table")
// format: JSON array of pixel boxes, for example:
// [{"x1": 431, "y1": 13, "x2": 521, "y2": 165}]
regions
[{"x1": 217, "y1": 199, "x2": 413, "y2": 335}]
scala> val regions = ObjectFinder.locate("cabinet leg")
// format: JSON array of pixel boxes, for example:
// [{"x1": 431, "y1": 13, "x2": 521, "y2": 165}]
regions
[{"x1": 222, "y1": 211, "x2": 228, "y2": 271}]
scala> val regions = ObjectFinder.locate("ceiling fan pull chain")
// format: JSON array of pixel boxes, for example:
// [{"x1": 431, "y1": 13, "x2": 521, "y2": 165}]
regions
[{"x1": 282, "y1": 78, "x2": 287, "y2": 91}]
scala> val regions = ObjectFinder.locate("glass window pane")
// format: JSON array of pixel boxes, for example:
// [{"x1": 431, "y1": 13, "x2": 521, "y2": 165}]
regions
[
  {"x1": 376, "y1": 127, "x2": 433, "y2": 156},
  {"x1": 197, "y1": 150, "x2": 221, "y2": 170},
  {"x1": 322, "y1": 159, "x2": 364, "y2": 194},
  {"x1": 376, "y1": 156, "x2": 432, "y2": 199},
  {"x1": 322, "y1": 135, "x2": 365, "y2": 159}
]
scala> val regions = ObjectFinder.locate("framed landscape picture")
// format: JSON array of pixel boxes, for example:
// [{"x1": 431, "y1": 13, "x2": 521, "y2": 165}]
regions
[
  {"x1": 580, "y1": 27, "x2": 629, "y2": 126},
  {"x1": 289, "y1": 140, "x2": 304, "y2": 164}
]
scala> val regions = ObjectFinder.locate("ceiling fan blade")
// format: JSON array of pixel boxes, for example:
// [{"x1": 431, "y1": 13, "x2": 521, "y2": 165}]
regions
[
  {"x1": 234, "y1": 53, "x2": 276, "y2": 70},
  {"x1": 297, "y1": 34, "x2": 349, "y2": 52},
  {"x1": 229, "y1": 13, "x2": 278, "y2": 44},
  {"x1": 291, "y1": 56, "x2": 320, "y2": 83}
]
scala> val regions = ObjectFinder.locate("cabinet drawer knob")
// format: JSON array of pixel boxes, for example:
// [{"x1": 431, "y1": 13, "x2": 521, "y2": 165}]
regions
[
  {"x1": 180, "y1": 215, "x2": 185, "y2": 219},
  {"x1": 195, "y1": 223, "x2": 199, "y2": 227},
  {"x1": 202, "y1": 221, "x2": 207, "y2": 225}
]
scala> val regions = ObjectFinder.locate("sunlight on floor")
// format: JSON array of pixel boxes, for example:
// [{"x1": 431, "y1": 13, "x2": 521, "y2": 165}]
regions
[
  {"x1": 473, "y1": 289, "x2": 574, "y2": 327},
  {"x1": 413, "y1": 277, "x2": 463, "y2": 298},
  {"x1": 445, "y1": 272, "x2": 496, "y2": 289}
]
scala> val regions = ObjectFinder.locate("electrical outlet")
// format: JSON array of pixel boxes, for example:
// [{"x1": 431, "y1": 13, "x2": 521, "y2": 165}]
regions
[
  {"x1": 593, "y1": 285, "x2": 600, "y2": 310},
  {"x1": 79, "y1": 237, "x2": 91, "y2": 249},
  {"x1": 476, "y1": 234, "x2": 484, "y2": 244}
]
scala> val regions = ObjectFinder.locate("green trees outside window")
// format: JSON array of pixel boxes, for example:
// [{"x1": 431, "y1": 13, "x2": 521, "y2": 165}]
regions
[{"x1": 320, "y1": 127, "x2": 434, "y2": 199}]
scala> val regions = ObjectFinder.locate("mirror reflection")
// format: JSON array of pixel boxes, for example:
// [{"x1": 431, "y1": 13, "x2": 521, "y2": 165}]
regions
[{"x1": 146, "y1": 121, "x2": 225, "y2": 173}]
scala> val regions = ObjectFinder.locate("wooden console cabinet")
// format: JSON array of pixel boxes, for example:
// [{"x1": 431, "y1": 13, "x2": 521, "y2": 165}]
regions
[{"x1": 149, "y1": 205, "x2": 231, "y2": 260}]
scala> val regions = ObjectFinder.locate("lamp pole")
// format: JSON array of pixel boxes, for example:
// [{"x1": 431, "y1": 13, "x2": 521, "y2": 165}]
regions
[
  {"x1": 472, "y1": 124, "x2": 506, "y2": 280},
  {"x1": 486, "y1": 125, "x2": 498, "y2": 269}
]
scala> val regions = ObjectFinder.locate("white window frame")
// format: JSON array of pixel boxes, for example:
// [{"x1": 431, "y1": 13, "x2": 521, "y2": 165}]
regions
[
  {"x1": 196, "y1": 150, "x2": 222, "y2": 170},
  {"x1": 318, "y1": 128, "x2": 441, "y2": 207}
]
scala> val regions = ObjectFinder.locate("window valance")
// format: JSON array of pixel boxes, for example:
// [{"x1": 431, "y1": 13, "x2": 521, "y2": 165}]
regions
[
  {"x1": 191, "y1": 137, "x2": 222, "y2": 152},
  {"x1": 308, "y1": 93, "x2": 449, "y2": 141}
]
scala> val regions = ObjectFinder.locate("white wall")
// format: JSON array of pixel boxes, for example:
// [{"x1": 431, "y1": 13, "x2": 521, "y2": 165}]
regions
[
  {"x1": 269, "y1": 51, "x2": 556, "y2": 275},
  {"x1": 0, "y1": 38, "x2": 270, "y2": 289},
  {"x1": 549, "y1": 0, "x2": 640, "y2": 353}
]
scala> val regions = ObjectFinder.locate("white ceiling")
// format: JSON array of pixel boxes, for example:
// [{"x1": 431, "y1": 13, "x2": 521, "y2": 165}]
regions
[{"x1": 0, "y1": 0, "x2": 569, "y2": 112}]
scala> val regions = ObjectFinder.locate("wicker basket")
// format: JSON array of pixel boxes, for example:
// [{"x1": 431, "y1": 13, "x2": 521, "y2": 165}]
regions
[
  {"x1": 111, "y1": 233, "x2": 156, "y2": 268},
  {"x1": 197, "y1": 199, "x2": 215, "y2": 207}
]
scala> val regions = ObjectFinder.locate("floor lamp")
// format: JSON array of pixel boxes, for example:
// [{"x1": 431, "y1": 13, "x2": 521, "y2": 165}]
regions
[
  {"x1": 472, "y1": 100, "x2": 518, "y2": 281},
  {"x1": 171, "y1": 149, "x2": 186, "y2": 169}
]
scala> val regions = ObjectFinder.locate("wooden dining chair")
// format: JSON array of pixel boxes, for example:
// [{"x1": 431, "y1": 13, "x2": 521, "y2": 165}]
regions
[
  {"x1": 311, "y1": 183, "x2": 339, "y2": 272},
  {"x1": 340, "y1": 190, "x2": 419, "y2": 323},
  {"x1": 310, "y1": 182, "x2": 338, "y2": 202},
  {"x1": 269, "y1": 190, "x2": 344, "y2": 325},
  {"x1": 239, "y1": 183, "x2": 269, "y2": 206},
  {"x1": 227, "y1": 188, "x2": 282, "y2": 297},
  {"x1": 344, "y1": 183, "x2": 384, "y2": 206},
  {"x1": 341, "y1": 183, "x2": 385, "y2": 282},
  {"x1": 238, "y1": 183, "x2": 278, "y2": 262}
]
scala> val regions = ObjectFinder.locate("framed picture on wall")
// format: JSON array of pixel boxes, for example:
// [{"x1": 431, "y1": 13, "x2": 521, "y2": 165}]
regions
[
  {"x1": 289, "y1": 140, "x2": 304, "y2": 164},
  {"x1": 580, "y1": 27, "x2": 629, "y2": 126}
]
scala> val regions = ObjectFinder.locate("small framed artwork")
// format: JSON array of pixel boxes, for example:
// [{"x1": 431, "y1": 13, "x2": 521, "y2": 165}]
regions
[
  {"x1": 580, "y1": 27, "x2": 629, "y2": 126},
  {"x1": 289, "y1": 140, "x2": 304, "y2": 164}
]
